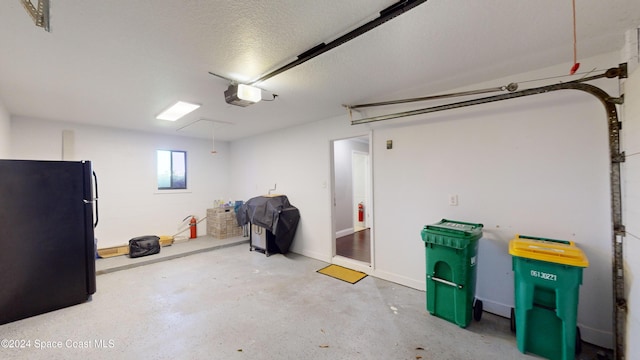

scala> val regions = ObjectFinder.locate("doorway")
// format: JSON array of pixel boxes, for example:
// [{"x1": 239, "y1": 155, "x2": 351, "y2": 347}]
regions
[{"x1": 331, "y1": 135, "x2": 372, "y2": 267}]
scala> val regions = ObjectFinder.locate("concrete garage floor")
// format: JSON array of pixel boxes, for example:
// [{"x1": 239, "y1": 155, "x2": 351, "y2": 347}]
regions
[{"x1": 2, "y1": 239, "x2": 610, "y2": 360}]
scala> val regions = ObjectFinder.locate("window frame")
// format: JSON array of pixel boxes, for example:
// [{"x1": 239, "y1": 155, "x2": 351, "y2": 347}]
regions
[{"x1": 156, "y1": 149, "x2": 187, "y2": 190}]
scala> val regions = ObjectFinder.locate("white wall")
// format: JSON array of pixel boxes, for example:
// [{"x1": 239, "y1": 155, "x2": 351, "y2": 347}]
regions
[
  {"x1": 623, "y1": 59, "x2": 640, "y2": 358},
  {"x1": 229, "y1": 117, "x2": 370, "y2": 261},
  {"x1": 10, "y1": 117, "x2": 230, "y2": 248},
  {"x1": 375, "y1": 88, "x2": 613, "y2": 341},
  {"x1": 0, "y1": 97, "x2": 10, "y2": 158},
  {"x1": 229, "y1": 52, "x2": 621, "y2": 348}
]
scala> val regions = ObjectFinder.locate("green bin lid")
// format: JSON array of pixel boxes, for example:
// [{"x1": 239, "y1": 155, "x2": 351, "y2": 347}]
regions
[{"x1": 423, "y1": 219, "x2": 483, "y2": 238}]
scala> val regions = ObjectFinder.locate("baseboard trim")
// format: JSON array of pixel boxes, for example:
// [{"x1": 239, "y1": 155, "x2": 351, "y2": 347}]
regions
[
  {"x1": 331, "y1": 256, "x2": 371, "y2": 274},
  {"x1": 371, "y1": 269, "x2": 425, "y2": 291},
  {"x1": 291, "y1": 248, "x2": 332, "y2": 264},
  {"x1": 336, "y1": 228, "x2": 354, "y2": 238}
]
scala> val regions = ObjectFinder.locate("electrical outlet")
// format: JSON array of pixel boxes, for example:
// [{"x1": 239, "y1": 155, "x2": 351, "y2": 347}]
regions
[{"x1": 449, "y1": 194, "x2": 458, "y2": 206}]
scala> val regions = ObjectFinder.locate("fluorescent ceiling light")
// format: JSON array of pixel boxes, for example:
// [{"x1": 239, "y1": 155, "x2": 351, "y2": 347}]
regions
[
  {"x1": 156, "y1": 101, "x2": 200, "y2": 121},
  {"x1": 237, "y1": 84, "x2": 262, "y2": 103}
]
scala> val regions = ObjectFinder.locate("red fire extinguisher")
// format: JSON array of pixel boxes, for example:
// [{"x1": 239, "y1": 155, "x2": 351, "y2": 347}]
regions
[
  {"x1": 358, "y1": 203, "x2": 364, "y2": 222},
  {"x1": 189, "y1": 216, "x2": 197, "y2": 239}
]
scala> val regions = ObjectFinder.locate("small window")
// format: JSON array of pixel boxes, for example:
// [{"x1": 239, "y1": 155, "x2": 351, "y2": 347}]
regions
[{"x1": 157, "y1": 150, "x2": 187, "y2": 190}]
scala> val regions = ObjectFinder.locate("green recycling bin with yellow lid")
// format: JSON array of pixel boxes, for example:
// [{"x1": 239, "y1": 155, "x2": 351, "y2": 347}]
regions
[
  {"x1": 509, "y1": 234, "x2": 589, "y2": 360},
  {"x1": 421, "y1": 219, "x2": 484, "y2": 328}
]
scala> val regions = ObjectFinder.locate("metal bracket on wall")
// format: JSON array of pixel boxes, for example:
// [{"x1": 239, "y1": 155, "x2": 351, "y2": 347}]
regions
[
  {"x1": 348, "y1": 64, "x2": 628, "y2": 359},
  {"x1": 612, "y1": 152, "x2": 626, "y2": 163},
  {"x1": 20, "y1": 0, "x2": 50, "y2": 32},
  {"x1": 608, "y1": 95, "x2": 625, "y2": 105}
]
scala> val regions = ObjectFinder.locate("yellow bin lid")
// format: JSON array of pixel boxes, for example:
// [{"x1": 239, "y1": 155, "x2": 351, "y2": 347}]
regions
[{"x1": 509, "y1": 234, "x2": 589, "y2": 267}]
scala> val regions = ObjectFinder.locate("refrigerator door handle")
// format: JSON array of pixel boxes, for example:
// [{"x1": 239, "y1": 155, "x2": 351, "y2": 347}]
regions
[
  {"x1": 92, "y1": 171, "x2": 99, "y2": 228},
  {"x1": 82, "y1": 172, "x2": 99, "y2": 228}
]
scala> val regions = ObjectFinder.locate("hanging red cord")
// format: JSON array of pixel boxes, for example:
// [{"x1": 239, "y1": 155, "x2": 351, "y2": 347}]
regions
[{"x1": 570, "y1": 0, "x2": 580, "y2": 74}]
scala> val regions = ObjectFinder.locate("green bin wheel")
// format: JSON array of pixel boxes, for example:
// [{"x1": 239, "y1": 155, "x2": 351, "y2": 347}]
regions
[
  {"x1": 473, "y1": 299, "x2": 483, "y2": 321},
  {"x1": 510, "y1": 308, "x2": 516, "y2": 333},
  {"x1": 575, "y1": 326, "x2": 582, "y2": 355}
]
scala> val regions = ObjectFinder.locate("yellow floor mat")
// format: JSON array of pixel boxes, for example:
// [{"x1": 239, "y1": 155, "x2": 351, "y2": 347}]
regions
[{"x1": 317, "y1": 264, "x2": 367, "y2": 284}]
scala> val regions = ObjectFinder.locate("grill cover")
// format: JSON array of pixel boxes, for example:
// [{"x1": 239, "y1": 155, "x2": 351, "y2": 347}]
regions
[{"x1": 236, "y1": 195, "x2": 300, "y2": 254}]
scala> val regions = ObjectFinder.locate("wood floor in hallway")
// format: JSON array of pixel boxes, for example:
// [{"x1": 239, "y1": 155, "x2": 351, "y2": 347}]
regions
[{"x1": 336, "y1": 228, "x2": 370, "y2": 263}]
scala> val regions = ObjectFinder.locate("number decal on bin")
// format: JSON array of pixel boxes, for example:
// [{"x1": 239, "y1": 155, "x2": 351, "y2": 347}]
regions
[{"x1": 530, "y1": 270, "x2": 557, "y2": 281}]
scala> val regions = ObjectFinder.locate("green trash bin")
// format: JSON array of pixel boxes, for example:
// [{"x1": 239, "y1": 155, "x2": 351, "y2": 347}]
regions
[
  {"x1": 421, "y1": 219, "x2": 483, "y2": 328},
  {"x1": 509, "y1": 234, "x2": 589, "y2": 360}
]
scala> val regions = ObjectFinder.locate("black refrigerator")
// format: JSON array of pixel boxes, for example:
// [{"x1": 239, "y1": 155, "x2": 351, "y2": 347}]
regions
[{"x1": 0, "y1": 159, "x2": 97, "y2": 325}]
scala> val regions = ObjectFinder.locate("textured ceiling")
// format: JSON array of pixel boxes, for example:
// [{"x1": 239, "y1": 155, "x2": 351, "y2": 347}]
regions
[{"x1": 0, "y1": 1, "x2": 639, "y2": 141}]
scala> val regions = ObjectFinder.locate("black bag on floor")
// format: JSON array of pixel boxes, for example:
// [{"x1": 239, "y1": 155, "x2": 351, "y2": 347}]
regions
[{"x1": 128, "y1": 235, "x2": 160, "y2": 258}]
